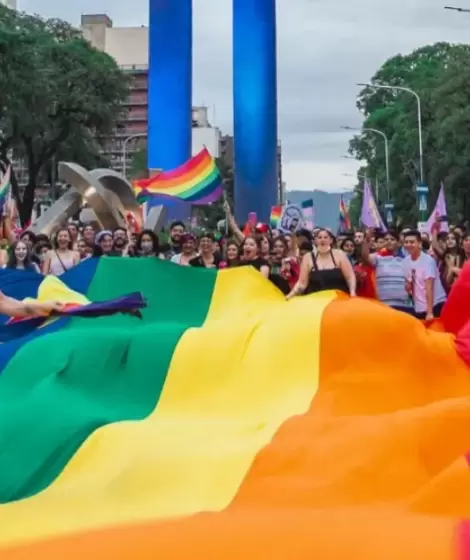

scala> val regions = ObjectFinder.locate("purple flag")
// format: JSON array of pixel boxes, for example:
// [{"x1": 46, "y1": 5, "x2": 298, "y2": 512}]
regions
[
  {"x1": 360, "y1": 181, "x2": 386, "y2": 231},
  {"x1": 424, "y1": 182, "x2": 448, "y2": 233}
]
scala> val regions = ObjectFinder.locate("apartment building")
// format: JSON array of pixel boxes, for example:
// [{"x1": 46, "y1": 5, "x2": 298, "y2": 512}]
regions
[{"x1": 80, "y1": 14, "x2": 222, "y2": 176}]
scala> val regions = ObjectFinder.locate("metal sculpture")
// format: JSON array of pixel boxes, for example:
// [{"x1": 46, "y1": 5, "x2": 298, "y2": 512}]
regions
[{"x1": 29, "y1": 163, "x2": 164, "y2": 235}]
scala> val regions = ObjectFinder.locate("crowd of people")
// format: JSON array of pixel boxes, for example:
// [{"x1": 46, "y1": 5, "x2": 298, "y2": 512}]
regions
[{"x1": 0, "y1": 201, "x2": 468, "y2": 322}]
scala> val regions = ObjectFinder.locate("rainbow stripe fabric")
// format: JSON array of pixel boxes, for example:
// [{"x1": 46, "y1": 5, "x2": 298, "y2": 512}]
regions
[
  {"x1": 0, "y1": 165, "x2": 11, "y2": 215},
  {"x1": 270, "y1": 204, "x2": 283, "y2": 228},
  {"x1": 133, "y1": 148, "x2": 222, "y2": 205},
  {"x1": 2, "y1": 258, "x2": 470, "y2": 559},
  {"x1": 339, "y1": 194, "x2": 351, "y2": 231}
]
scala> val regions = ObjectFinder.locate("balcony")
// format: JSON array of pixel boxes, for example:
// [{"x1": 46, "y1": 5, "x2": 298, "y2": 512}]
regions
[
  {"x1": 121, "y1": 64, "x2": 149, "y2": 75},
  {"x1": 126, "y1": 114, "x2": 148, "y2": 122},
  {"x1": 130, "y1": 80, "x2": 148, "y2": 91},
  {"x1": 122, "y1": 97, "x2": 148, "y2": 106},
  {"x1": 114, "y1": 129, "x2": 148, "y2": 137}
]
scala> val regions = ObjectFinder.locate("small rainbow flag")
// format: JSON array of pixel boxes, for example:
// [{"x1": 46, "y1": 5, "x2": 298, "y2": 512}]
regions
[
  {"x1": 133, "y1": 148, "x2": 222, "y2": 205},
  {"x1": 0, "y1": 166, "x2": 11, "y2": 216},
  {"x1": 339, "y1": 195, "x2": 351, "y2": 232},
  {"x1": 270, "y1": 205, "x2": 283, "y2": 228}
]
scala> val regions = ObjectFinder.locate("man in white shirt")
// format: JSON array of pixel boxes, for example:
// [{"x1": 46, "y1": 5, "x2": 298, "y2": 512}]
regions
[{"x1": 402, "y1": 230, "x2": 447, "y2": 320}]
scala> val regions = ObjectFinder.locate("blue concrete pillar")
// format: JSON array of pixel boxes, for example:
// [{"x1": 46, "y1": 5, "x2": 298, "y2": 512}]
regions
[
  {"x1": 233, "y1": 0, "x2": 278, "y2": 223},
  {"x1": 148, "y1": 0, "x2": 192, "y2": 218}
]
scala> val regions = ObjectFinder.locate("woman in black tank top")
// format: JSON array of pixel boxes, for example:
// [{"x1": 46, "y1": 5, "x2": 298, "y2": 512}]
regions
[{"x1": 286, "y1": 228, "x2": 356, "y2": 299}]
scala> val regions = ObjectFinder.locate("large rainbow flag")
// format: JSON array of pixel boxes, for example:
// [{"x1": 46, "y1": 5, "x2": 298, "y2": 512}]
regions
[
  {"x1": 133, "y1": 148, "x2": 222, "y2": 205},
  {"x1": 2, "y1": 258, "x2": 470, "y2": 558}
]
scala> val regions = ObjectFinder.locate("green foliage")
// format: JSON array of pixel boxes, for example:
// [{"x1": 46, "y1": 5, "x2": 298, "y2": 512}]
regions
[
  {"x1": 129, "y1": 147, "x2": 148, "y2": 180},
  {"x1": 349, "y1": 42, "x2": 470, "y2": 226},
  {"x1": 0, "y1": 5, "x2": 130, "y2": 223}
]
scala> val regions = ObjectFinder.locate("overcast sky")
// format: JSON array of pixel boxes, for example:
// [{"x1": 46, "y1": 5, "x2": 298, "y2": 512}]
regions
[{"x1": 19, "y1": 0, "x2": 470, "y2": 192}]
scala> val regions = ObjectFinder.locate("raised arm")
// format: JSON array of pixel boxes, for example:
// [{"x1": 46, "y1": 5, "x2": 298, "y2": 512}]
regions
[
  {"x1": 0, "y1": 292, "x2": 65, "y2": 318},
  {"x1": 223, "y1": 201, "x2": 245, "y2": 244}
]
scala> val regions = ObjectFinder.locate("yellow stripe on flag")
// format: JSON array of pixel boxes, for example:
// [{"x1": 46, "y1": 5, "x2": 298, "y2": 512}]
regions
[{"x1": 0, "y1": 268, "x2": 336, "y2": 547}]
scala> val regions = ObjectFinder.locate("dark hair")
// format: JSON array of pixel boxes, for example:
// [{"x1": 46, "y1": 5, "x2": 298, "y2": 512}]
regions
[
  {"x1": 296, "y1": 229, "x2": 313, "y2": 242},
  {"x1": 35, "y1": 240, "x2": 52, "y2": 254},
  {"x1": 113, "y1": 227, "x2": 127, "y2": 236},
  {"x1": 256, "y1": 233, "x2": 272, "y2": 252},
  {"x1": 53, "y1": 228, "x2": 73, "y2": 250},
  {"x1": 225, "y1": 239, "x2": 242, "y2": 264},
  {"x1": 19, "y1": 231, "x2": 37, "y2": 245},
  {"x1": 384, "y1": 229, "x2": 399, "y2": 240},
  {"x1": 136, "y1": 229, "x2": 160, "y2": 254},
  {"x1": 7, "y1": 241, "x2": 37, "y2": 271},
  {"x1": 199, "y1": 231, "x2": 215, "y2": 241},
  {"x1": 315, "y1": 228, "x2": 336, "y2": 243},
  {"x1": 170, "y1": 221, "x2": 185, "y2": 231},
  {"x1": 35, "y1": 233, "x2": 50, "y2": 244},
  {"x1": 299, "y1": 240, "x2": 313, "y2": 253},
  {"x1": 404, "y1": 229, "x2": 421, "y2": 242},
  {"x1": 273, "y1": 235, "x2": 289, "y2": 253},
  {"x1": 243, "y1": 235, "x2": 261, "y2": 252},
  {"x1": 340, "y1": 236, "x2": 355, "y2": 249}
]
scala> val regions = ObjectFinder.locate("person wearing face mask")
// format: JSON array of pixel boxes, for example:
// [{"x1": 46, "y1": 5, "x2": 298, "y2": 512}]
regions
[
  {"x1": 135, "y1": 230, "x2": 163, "y2": 258},
  {"x1": 34, "y1": 241, "x2": 52, "y2": 266}
]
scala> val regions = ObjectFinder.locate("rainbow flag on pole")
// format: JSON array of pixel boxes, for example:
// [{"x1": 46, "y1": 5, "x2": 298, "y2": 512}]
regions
[
  {"x1": 133, "y1": 148, "x2": 222, "y2": 205},
  {"x1": 339, "y1": 195, "x2": 351, "y2": 232},
  {"x1": 270, "y1": 205, "x2": 283, "y2": 228},
  {"x1": 0, "y1": 166, "x2": 11, "y2": 216}
]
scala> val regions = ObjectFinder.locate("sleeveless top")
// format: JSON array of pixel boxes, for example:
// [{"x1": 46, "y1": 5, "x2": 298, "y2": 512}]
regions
[
  {"x1": 49, "y1": 250, "x2": 76, "y2": 276},
  {"x1": 306, "y1": 250, "x2": 349, "y2": 294}
]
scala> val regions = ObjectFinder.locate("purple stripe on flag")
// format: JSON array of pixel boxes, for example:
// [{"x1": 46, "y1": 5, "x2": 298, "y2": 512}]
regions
[
  {"x1": 55, "y1": 293, "x2": 146, "y2": 318},
  {"x1": 360, "y1": 182, "x2": 386, "y2": 231}
]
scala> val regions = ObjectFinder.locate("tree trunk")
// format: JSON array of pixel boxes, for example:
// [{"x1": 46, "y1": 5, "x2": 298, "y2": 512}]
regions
[{"x1": 20, "y1": 181, "x2": 36, "y2": 227}]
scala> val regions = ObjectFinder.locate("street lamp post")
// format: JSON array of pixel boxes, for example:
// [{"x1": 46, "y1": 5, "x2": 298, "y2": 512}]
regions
[
  {"x1": 356, "y1": 82, "x2": 424, "y2": 185},
  {"x1": 122, "y1": 133, "x2": 147, "y2": 177},
  {"x1": 341, "y1": 125, "x2": 390, "y2": 201}
]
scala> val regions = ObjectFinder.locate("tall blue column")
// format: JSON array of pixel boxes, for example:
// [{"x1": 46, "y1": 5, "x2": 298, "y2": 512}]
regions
[
  {"x1": 148, "y1": 0, "x2": 192, "y2": 218},
  {"x1": 233, "y1": 0, "x2": 278, "y2": 223}
]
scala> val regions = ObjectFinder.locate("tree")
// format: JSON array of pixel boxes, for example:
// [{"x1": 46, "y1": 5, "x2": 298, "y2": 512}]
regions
[
  {"x1": 128, "y1": 147, "x2": 149, "y2": 180},
  {"x1": 349, "y1": 42, "x2": 470, "y2": 225},
  {"x1": 0, "y1": 6, "x2": 130, "y2": 223}
]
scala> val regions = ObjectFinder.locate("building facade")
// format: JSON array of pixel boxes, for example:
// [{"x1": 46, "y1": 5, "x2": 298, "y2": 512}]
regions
[
  {"x1": 81, "y1": 15, "x2": 221, "y2": 177},
  {"x1": 80, "y1": 14, "x2": 283, "y2": 201}
]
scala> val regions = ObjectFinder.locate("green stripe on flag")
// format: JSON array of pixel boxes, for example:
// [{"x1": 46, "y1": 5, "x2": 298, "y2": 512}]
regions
[{"x1": 0, "y1": 258, "x2": 216, "y2": 502}]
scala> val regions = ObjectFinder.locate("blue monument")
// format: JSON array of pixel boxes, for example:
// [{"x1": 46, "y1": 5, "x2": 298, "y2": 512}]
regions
[
  {"x1": 233, "y1": 0, "x2": 278, "y2": 223},
  {"x1": 147, "y1": 0, "x2": 278, "y2": 222}
]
